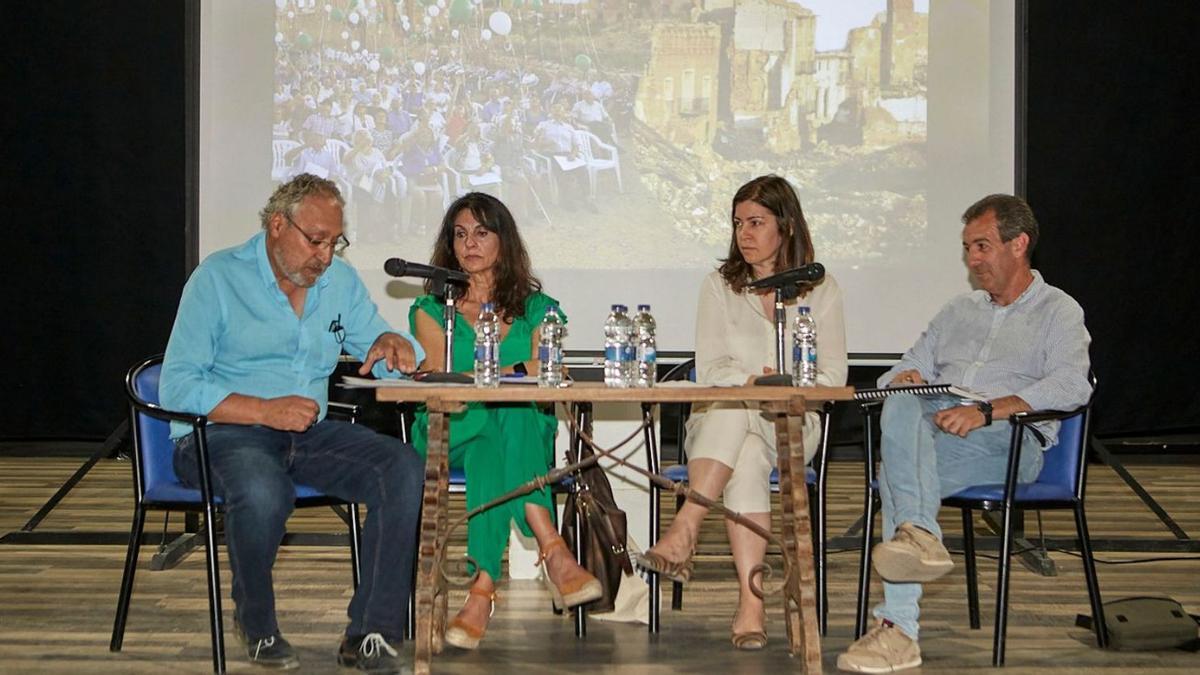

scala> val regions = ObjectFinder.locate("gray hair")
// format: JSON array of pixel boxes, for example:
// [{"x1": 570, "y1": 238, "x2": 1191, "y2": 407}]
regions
[
  {"x1": 259, "y1": 173, "x2": 345, "y2": 229},
  {"x1": 961, "y1": 193, "x2": 1039, "y2": 259}
]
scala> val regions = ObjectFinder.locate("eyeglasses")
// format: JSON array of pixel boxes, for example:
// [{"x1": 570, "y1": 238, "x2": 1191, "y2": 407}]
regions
[{"x1": 285, "y1": 213, "x2": 350, "y2": 254}]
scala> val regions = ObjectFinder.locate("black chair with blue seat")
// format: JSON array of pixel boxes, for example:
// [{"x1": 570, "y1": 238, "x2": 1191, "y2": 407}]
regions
[
  {"x1": 657, "y1": 358, "x2": 835, "y2": 636},
  {"x1": 109, "y1": 355, "x2": 364, "y2": 674},
  {"x1": 853, "y1": 383, "x2": 1108, "y2": 666}
]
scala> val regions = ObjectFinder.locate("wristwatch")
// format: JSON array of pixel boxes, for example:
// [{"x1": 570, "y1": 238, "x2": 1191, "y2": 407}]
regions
[{"x1": 976, "y1": 400, "x2": 993, "y2": 426}]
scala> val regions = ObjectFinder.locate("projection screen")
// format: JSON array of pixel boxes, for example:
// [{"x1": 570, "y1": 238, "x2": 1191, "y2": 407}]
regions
[{"x1": 199, "y1": 0, "x2": 1017, "y2": 355}]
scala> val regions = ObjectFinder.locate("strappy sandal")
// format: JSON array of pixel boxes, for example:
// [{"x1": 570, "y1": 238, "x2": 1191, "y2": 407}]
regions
[
  {"x1": 731, "y1": 630, "x2": 769, "y2": 651},
  {"x1": 731, "y1": 609, "x2": 768, "y2": 650},
  {"x1": 444, "y1": 586, "x2": 497, "y2": 651},
  {"x1": 538, "y1": 537, "x2": 603, "y2": 610},
  {"x1": 634, "y1": 548, "x2": 695, "y2": 584}
]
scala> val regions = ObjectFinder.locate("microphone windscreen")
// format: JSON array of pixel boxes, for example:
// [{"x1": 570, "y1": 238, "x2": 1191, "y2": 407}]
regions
[{"x1": 383, "y1": 258, "x2": 407, "y2": 277}]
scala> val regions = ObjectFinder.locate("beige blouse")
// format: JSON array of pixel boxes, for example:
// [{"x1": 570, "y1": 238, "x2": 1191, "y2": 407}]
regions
[{"x1": 693, "y1": 270, "x2": 848, "y2": 389}]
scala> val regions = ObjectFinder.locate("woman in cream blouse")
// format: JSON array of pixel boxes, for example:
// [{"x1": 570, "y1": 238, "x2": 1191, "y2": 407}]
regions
[{"x1": 637, "y1": 175, "x2": 847, "y2": 650}]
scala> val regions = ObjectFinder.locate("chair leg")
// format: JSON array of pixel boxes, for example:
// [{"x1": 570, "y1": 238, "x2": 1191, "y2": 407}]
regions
[
  {"x1": 808, "y1": 483, "x2": 827, "y2": 637},
  {"x1": 571, "y1": 499, "x2": 587, "y2": 637},
  {"x1": 110, "y1": 506, "x2": 147, "y2": 652},
  {"x1": 962, "y1": 509, "x2": 981, "y2": 629},
  {"x1": 671, "y1": 493, "x2": 684, "y2": 610},
  {"x1": 406, "y1": 503, "x2": 420, "y2": 641},
  {"x1": 200, "y1": 508, "x2": 226, "y2": 674},
  {"x1": 348, "y1": 503, "x2": 362, "y2": 590},
  {"x1": 1075, "y1": 505, "x2": 1109, "y2": 649},
  {"x1": 854, "y1": 490, "x2": 878, "y2": 639},
  {"x1": 992, "y1": 506, "x2": 1017, "y2": 667}
]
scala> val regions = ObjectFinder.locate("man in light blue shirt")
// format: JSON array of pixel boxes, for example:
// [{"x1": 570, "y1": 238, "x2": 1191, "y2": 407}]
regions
[
  {"x1": 161, "y1": 174, "x2": 421, "y2": 673},
  {"x1": 839, "y1": 195, "x2": 1092, "y2": 673}
]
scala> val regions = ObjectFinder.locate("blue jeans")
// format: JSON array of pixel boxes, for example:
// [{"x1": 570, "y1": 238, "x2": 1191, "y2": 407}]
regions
[
  {"x1": 174, "y1": 420, "x2": 423, "y2": 642},
  {"x1": 873, "y1": 394, "x2": 1043, "y2": 640}
]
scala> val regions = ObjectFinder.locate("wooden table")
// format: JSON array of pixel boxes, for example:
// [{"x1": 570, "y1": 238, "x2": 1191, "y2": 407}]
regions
[{"x1": 376, "y1": 382, "x2": 854, "y2": 674}]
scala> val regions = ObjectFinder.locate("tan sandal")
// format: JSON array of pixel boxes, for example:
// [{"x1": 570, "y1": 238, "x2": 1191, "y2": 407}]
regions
[
  {"x1": 634, "y1": 548, "x2": 695, "y2": 584},
  {"x1": 444, "y1": 586, "x2": 497, "y2": 651},
  {"x1": 538, "y1": 537, "x2": 603, "y2": 610},
  {"x1": 731, "y1": 630, "x2": 768, "y2": 651}
]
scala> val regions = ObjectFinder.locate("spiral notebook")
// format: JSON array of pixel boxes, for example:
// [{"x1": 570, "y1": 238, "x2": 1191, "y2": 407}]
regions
[{"x1": 853, "y1": 384, "x2": 987, "y2": 402}]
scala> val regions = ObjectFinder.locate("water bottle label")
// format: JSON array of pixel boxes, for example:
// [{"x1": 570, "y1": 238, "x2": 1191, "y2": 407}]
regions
[
  {"x1": 638, "y1": 346, "x2": 656, "y2": 363},
  {"x1": 806, "y1": 349, "x2": 817, "y2": 364},
  {"x1": 605, "y1": 345, "x2": 618, "y2": 362},
  {"x1": 538, "y1": 345, "x2": 562, "y2": 364},
  {"x1": 621, "y1": 345, "x2": 636, "y2": 362},
  {"x1": 475, "y1": 343, "x2": 496, "y2": 362}
]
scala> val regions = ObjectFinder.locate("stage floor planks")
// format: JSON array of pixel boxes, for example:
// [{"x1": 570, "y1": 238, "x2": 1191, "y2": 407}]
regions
[{"x1": 1, "y1": 455, "x2": 1198, "y2": 674}]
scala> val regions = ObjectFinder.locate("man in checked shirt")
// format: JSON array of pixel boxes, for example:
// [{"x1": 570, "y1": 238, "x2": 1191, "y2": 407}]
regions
[{"x1": 838, "y1": 194, "x2": 1092, "y2": 673}]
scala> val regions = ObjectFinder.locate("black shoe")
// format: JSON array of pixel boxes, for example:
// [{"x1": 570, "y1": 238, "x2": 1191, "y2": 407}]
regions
[
  {"x1": 337, "y1": 634, "x2": 364, "y2": 668},
  {"x1": 338, "y1": 632, "x2": 403, "y2": 673},
  {"x1": 232, "y1": 616, "x2": 300, "y2": 670}
]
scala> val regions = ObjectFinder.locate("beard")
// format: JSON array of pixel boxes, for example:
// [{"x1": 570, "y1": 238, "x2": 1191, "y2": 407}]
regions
[{"x1": 270, "y1": 245, "x2": 327, "y2": 288}]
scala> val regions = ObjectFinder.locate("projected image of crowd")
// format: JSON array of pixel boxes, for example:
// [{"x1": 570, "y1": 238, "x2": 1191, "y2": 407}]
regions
[{"x1": 272, "y1": 0, "x2": 929, "y2": 267}]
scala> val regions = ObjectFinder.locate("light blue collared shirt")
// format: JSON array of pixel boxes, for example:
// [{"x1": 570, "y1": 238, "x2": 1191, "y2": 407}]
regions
[
  {"x1": 880, "y1": 271, "x2": 1092, "y2": 446},
  {"x1": 160, "y1": 231, "x2": 423, "y2": 438}
]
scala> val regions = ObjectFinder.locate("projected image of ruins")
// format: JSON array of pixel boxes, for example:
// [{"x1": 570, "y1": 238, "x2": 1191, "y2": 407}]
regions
[{"x1": 272, "y1": 0, "x2": 929, "y2": 268}]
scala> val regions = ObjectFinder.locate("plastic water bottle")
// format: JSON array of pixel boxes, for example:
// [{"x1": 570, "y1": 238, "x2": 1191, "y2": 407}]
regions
[
  {"x1": 792, "y1": 306, "x2": 818, "y2": 387},
  {"x1": 474, "y1": 302, "x2": 500, "y2": 388},
  {"x1": 603, "y1": 304, "x2": 634, "y2": 388},
  {"x1": 537, "y1": 304, "x2": 566, "y2": 388},
  {"x1": 633, "y1": 304, "x2": 657, "y2": 387}
]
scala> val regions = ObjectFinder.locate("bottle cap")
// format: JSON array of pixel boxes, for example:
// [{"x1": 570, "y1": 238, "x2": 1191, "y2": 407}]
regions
[
  {"x1": 482, "y1": 302, "x2": 494, "y2": 311},
  {"x1": 637, "y1": 304, "x2": 651, "y2": 311},
  {"x1": 611, "y1": 304, "x2": 621, "y2": 311},
  {"x1": 798, "y1": 306, "x2": 811, "y2": 314}
]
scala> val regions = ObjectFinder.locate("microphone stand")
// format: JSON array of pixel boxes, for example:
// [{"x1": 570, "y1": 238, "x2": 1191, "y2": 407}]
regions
[
  {"x1": 428, "y1": 270, "x2": 460, "y2": 372},
  {"x1": 773, "y1": 287, "x2": 788, "y2": 375},
  {"x1": 757, "y1": 282, "x2": 800, "y2": 385}
]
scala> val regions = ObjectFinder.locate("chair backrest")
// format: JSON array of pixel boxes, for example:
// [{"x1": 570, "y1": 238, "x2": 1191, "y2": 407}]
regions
[
  {"x1": 272, "y1": 138, "x2": 300, "y2": 165},
  {"x1": 1033, "y1": 371, "x2": 1097, "y2": 498},
  {"x1": 1034, "y1": 408, "x2": 1089, "y2": 492},
  {"x1": 126, "y1": 357, "x2": 183, "y2": 498}
]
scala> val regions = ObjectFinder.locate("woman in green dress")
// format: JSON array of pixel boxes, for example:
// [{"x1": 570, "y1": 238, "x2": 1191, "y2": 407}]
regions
[{"x1": 409, "y1": 192, "x2": 601, "y2": 650}]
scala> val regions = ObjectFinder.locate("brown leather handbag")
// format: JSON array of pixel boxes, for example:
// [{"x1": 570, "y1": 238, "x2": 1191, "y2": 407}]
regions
[{"x1": 560, "y1": 428, "x2": 634, "y2": 613}]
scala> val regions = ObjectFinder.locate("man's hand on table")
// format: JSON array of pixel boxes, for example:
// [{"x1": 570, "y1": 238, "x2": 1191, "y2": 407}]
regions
[{"x1": 360, "y1": 332, "x2": 418, "y2": 375}]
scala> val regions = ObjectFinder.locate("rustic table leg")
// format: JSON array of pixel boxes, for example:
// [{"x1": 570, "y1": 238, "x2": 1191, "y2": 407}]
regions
[
  {"x1": 772, "y1": 398, "x2": 822, "y2": 673},
  {"x1": 414, "y1": 404, "x2": 452, "y2": 675}
]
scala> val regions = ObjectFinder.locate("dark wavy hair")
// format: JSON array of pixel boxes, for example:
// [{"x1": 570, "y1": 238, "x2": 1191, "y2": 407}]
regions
[
  {"x1": 428, "y1": 192, "x2": 542, "y2": 321},
  {"x1": 718, "y1": 175, "x2": 816, "y2": 295}
]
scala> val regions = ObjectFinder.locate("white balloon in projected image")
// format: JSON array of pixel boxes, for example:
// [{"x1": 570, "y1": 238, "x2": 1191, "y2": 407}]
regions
[
  {"x1": 413, "y1": 61, "x2": 426, "y2": 76},
  {"x1": 489, "y1": 11, "x2": 512, "y2": 36},
  {"x1": 481, "y1": 28, "x2": 492, "y2": 41}
]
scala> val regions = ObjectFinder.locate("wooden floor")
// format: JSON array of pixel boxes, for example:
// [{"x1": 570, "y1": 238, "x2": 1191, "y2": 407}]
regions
[{"x1": 1, "y1": 454, "x2": 1198, "y2": 674}]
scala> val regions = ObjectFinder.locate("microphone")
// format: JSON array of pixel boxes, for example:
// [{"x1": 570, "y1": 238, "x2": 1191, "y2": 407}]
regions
[
  {"x1": 747, "y1": 262, "x2": 826, "y2": 290},
  {"x1": 383, "y1": 258, "x2": 470, "y2": 284}
]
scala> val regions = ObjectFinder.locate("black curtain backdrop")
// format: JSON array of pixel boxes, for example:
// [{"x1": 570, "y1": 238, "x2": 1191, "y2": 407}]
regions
[
  {"x1": 0, "y1": 2, "x2": 187, "y2": 438},
  {"x1": 1026, "y1": 0, "x2": 1200, "y2": 436},
  {"x1": 0, "y1": 1, "x2": 1196, "y2": 439}
]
